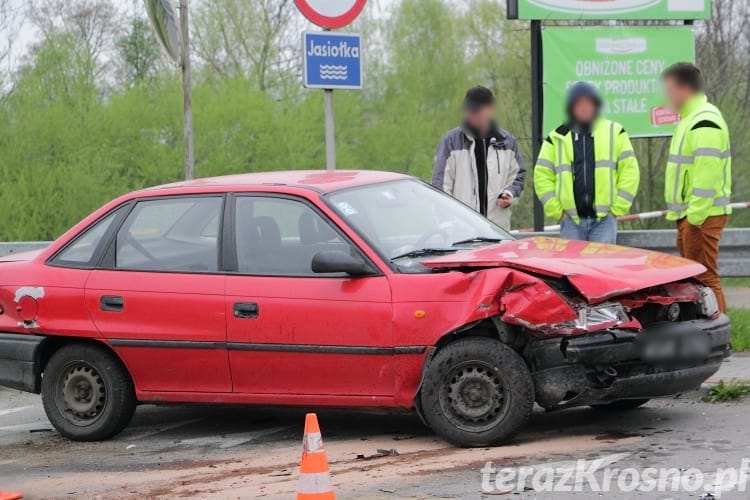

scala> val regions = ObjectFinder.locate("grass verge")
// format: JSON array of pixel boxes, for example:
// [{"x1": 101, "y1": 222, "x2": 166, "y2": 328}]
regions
[
  {"x1": 703, "y1": 380, "x2": 750, "y2": 402},
  {"x1": 729, "y1": 308, "x2": 750, "y2": 352},
  {"x1": 724, "y1": 277, "x2": 750, "y2": 288}
]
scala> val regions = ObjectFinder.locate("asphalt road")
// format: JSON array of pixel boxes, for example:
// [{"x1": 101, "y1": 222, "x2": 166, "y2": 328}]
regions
[{"x1": 2, "y1": 373, "x2": 750, "y2": 500}]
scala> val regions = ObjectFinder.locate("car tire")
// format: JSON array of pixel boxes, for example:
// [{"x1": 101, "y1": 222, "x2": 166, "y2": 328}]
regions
[
  {"x1": 590, "y1": 398, "x2": 650, "y2": 411},
  {"x1": 419, "y1": 337, "x2": 534, "y2": 447},
  {"x1": 41, "y1": 343, "x2": 136, "y2": 441}
]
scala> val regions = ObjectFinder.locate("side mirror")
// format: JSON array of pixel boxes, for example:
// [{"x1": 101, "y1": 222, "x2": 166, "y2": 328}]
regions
[{"x1": 311, "y1": 250, "x2": 376, "y2": 276}]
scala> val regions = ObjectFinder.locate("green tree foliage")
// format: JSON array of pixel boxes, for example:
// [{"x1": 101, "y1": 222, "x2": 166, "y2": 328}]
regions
[{"x1": 0, "y1": 0, "x2": 746, "y2": 240}]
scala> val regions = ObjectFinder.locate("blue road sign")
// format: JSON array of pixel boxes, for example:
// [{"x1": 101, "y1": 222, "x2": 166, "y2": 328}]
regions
[{"x1": 303, "y1": 31, "x2": 362, "y2": 90}]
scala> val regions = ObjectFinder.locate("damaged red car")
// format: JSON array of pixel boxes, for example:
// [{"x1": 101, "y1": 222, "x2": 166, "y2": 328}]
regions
[{"x1": 0, "y1": 171, "x2": 730, "y2": 446}]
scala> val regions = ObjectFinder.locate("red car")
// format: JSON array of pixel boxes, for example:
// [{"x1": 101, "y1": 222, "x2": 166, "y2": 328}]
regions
[{"x1": 0, "y1": 171, "x2": 730, "y2": 446}]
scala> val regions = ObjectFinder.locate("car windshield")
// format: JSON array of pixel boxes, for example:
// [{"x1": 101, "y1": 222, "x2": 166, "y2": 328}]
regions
[{"x1": 326, "y1": 179, "x2": 513, "y2": 261}]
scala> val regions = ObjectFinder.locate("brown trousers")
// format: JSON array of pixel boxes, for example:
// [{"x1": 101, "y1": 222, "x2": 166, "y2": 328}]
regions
[{"x1": 676, "y1": 215, "x2": 728, "y2": 312}]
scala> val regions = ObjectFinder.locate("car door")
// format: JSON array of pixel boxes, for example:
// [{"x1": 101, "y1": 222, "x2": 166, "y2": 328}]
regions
[
  {"x1": 225, "y1": 194, "x2": 394, "y2": 397},
  {"x1": 85, "y1": 195, "x2": 231, "y2": 393}
]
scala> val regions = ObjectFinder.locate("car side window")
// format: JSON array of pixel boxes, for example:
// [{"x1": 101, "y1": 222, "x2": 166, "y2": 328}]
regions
[
  {"x1": 51, "y1": 206, "x2": 125, "y2": 267},
  {"x1": 115, "y1": 196, "x2": 223, "y2": 272},
  {"x1": 234, "y1": 196, "x2": 353, "y2": 276}
]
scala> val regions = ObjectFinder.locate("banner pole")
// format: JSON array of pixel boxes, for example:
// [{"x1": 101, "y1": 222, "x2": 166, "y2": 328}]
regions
[{"x1": 530, "y1": 20, "x2": 544, "y2": 232}]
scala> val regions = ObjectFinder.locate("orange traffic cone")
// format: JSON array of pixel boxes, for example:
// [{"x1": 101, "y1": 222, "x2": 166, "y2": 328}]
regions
[
  {"x1": 297, "y1": 413, "x2": 335, "y2": 500},
  {"x1": 0, "y1": 491, "x2": 22, "y2": 500}
]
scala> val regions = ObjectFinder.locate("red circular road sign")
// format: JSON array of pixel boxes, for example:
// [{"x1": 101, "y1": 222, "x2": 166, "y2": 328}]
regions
[{"x1": 294, "y1": 0, "x2": 367, "y2": 29}]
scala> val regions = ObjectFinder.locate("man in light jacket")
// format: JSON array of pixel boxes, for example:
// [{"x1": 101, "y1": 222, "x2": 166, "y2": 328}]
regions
[{"x1": 432, "y1": 86, "x2": 526, "y2": 230}]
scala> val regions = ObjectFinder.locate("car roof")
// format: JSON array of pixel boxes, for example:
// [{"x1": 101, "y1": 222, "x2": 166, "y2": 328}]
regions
[{"x1": 139, "y1": 170, "x2": 411, "y2": 195}]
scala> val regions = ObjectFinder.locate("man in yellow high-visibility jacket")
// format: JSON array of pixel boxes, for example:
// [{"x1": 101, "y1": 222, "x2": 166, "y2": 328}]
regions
[
  {"x1": 534, "y1": 82, "x2": 640, "y2": 244},
  {"x1": 662, "y1": 63, "x2": 732, "y2": 312}
]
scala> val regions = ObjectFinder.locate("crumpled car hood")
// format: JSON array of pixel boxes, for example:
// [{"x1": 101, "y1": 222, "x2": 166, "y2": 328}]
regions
[{"x1": 421, "y1": 237, "x2": 706, "y2": 303}]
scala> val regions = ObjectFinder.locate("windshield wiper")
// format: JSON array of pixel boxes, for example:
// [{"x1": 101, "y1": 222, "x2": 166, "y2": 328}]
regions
[
  {"x1": 451, "y1": 236, "x2": 505, "y2": 247},
  {"x1": 390, "y1": 248, "x2": 457, "y2": 261}
]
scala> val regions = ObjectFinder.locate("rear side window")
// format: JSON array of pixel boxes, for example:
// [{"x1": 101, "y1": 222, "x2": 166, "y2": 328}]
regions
[
  {"x1": 51, "y1": 207, "x2": 124, "y2": 267},
  {"x1": 115, "y1": 196, "x2": 223, "y2": 272}
]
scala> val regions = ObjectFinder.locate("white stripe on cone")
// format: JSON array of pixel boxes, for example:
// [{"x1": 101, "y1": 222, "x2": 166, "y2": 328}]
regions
[
  {"x1": 299, "y1": 471, "x2": 333, "y2": 494},
  {"x1": 303, "y1": 431, "x2": 323, "y2": 453}
]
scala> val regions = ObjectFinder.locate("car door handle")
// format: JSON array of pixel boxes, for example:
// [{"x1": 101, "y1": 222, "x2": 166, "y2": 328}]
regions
[
  {"x1": 100, "y1": 295, "x2": 124, "y2": 312},
  {"x1": 233, "y1": 302, "x2": 259, "y2": 319}
]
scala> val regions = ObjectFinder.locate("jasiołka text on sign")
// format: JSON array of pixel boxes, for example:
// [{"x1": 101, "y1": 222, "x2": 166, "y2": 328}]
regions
[{"x1": 303, "y1": 31, "x2": 362, "y2": 90}]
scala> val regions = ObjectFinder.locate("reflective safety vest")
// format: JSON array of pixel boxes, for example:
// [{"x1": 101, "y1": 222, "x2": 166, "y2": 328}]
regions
[
  {"x1": 534, "y1": 118, "x2": 640, "y2": 223},
  {"x1": 665, "y1": 94, "x2": 732, "y2": 225}
]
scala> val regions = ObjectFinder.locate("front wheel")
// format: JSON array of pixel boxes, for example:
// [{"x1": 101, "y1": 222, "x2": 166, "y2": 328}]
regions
[
  {"x1": 41, "y1": 343, "x2": 136, "y2": 441},
  {"x1": 419, "y1": 338, "x2": 534, "y2": 447}
]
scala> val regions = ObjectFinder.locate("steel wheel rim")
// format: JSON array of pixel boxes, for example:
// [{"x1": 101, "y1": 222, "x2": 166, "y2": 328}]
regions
[
  {"x1": 55, "y1": 361, "x2": 107, "y2": 427},
  {"x1": 439, "y1": 360, "x2": 510, "y2": 433}
]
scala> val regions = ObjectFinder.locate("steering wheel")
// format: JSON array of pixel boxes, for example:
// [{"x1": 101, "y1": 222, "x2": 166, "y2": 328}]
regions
[{"x1": 414, "y1": 227, "x2": 450, "y2": 249}]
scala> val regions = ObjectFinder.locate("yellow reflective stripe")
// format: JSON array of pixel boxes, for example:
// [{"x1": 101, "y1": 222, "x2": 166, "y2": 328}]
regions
[
  {"x1": 564, "y1": 208, "x2": 578, "y2": 217},
  {"x1": 692, "y1": 187, "x2": 716, "y2": 198},
  {"x1": 618, "y1": 150, "x2": 635, "y2": 161},
  {"x1": 693, "y1": 147, "x2": 731, "y2": 159},
  {"x1": 556, "y1": 164, "x2": 572, "y2": 173},
  {"x1": 595, "y1": 205, "x2": 611, "y2": 213},
  {"x1": 667, "y1": 203, "x2": 688, "y2": 211},
  {"x1": 714, "y1": 197, "x2": 731, "y2": 207},
  {"x1": 298, "y1": 472, "x2": 333, "y2": 494},
  {"x1": 595, "y1": 160, "x2": 616, "y2": 169},
  {"x1": 539, "y1": 191, "x2": 556, "y2": 204},
  {"x1": 669, "y1": 154, "x2": 693, "y2": 164},
  {"x1": 618, "y1": 189, "x2": 635, "y2": 202},
  {"x1": 536, "y1": 158, "x2": 555, "y2": 170}
]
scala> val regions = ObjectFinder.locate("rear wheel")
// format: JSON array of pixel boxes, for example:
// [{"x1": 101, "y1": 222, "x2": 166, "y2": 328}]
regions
[
  {"x1": 590, "y1": 399, "x2": 650, "y2": 411},
  {"x1": 419, "y1": 338, "x2": 534, "y2": 447},
  {"x1": 41, "y1": 343, "x2": 136, "y2": 441}
]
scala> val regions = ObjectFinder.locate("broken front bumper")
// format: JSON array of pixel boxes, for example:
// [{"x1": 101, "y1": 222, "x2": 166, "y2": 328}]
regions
[{"x1": 530, "y1": 314, "x2": 731, "y2": 409}]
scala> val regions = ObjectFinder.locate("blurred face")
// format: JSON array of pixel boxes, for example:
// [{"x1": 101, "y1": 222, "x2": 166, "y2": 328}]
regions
[
  {"x1": 570, "y1": 97, "x2": 597, "y2": 124},
  {"x1": 464, "y1": 104, "x2": 495, "y2": 133},
  {"x1": 662, "y1": 76, "x2": 693, "y2": 111}
]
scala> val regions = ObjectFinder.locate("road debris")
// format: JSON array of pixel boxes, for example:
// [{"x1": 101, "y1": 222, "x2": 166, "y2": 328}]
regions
[{"x1": 357, "y1": 448, "x2": 400, "y2": 460}]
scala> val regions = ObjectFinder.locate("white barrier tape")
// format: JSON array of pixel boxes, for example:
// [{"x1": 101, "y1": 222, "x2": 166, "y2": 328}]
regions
[{"x1": 514, "y1": 201, "x2": 750, "y2": 233}]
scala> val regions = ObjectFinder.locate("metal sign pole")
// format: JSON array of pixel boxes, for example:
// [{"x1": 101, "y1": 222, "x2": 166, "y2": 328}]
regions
[
  {"x1": 530, "y1": 19, "x2": 544, "y2": 232},
  {"x1": 324, "y1": 89, "x2": 336, "y2": 171},
  {"x1": 180, "y1": 0, "x2": 195, "y2": 181},
  {"x1": 322, "y1": 25, "x2": 336, "y2": 172}
]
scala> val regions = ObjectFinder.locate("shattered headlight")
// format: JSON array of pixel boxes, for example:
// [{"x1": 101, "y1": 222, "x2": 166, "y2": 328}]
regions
[
  {"x1": 697, "y1": 287, "x2": 719, "y2": 318},
  {"x1": 573, "y1": 303, "x2": 629, "y2": 331}
]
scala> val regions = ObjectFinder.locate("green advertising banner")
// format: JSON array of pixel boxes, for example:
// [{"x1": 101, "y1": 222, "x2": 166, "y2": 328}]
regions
[
  {"x1": 509, "y1": 0, "x2": 711, "y2": 20},
  {"x1": 542, "y1": 26, "x2": 694, "y2": 138}
]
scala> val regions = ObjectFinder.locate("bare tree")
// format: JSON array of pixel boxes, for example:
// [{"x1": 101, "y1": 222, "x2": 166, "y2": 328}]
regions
[
  {"x1": 0, "y1": 0, "x2": 23, "y2": 90},
  {"x1": 27, "y1": 0, "x2": 122, "y2": 79},
  {"x1": 191, "y1": 0, "x2": 299, "y2": 91}
]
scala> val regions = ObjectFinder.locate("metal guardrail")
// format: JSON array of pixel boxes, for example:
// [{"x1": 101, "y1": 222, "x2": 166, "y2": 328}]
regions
[
  {"x1": 517, "y1": 228, "x2": 750, "y2": 277},
  {"x1": 0, "y1": 229, "x2": 748, "y2": 276},
  {"x1": 0, "y1": 242, "x2": 50, "y2": 257}
]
